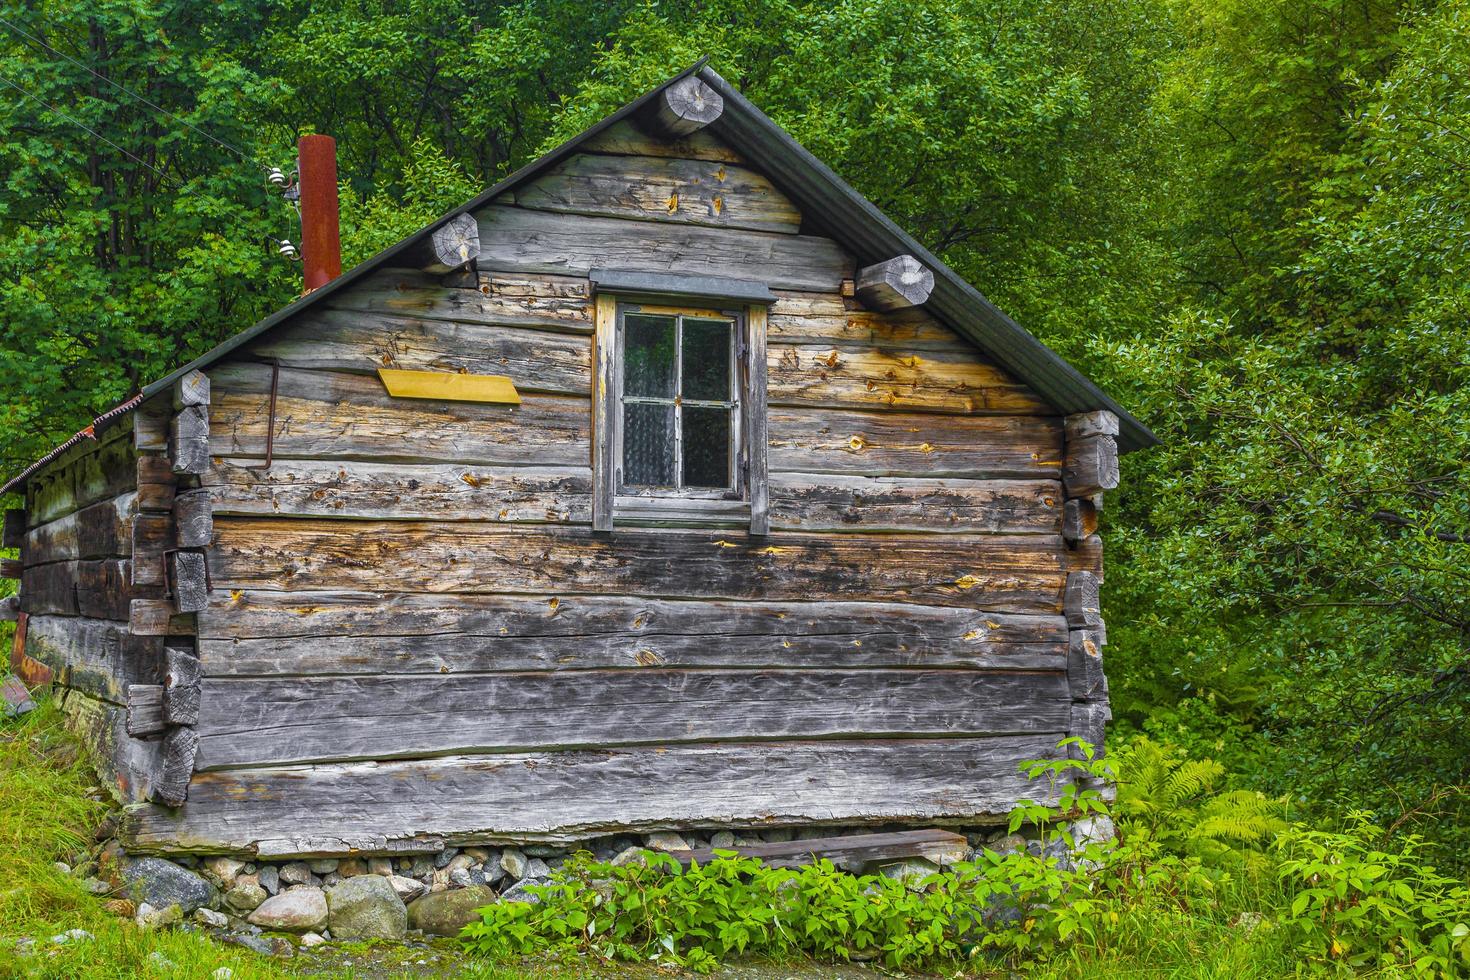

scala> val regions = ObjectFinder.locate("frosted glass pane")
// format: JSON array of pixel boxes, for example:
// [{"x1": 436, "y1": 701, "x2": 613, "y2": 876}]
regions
[
  {"x1": 623, "y1": 402, "x2": 675, "y2": 487},
  {"x1": 683, "y1": 406, "x2": 731, "y2": 489},
  {"x1": 623, "y1": 314, "x2": 676, "y2": 398},
  {"x1": 682, "y1": 318, "x2": 732, "y2": 402}
]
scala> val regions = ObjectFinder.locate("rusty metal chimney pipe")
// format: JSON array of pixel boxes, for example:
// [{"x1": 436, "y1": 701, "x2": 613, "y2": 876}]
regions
[{"x1": 297, "y1": 134, "x2": 341, "y2": 291}]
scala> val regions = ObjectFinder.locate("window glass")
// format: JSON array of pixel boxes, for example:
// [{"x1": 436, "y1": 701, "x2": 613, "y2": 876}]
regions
[
  {"x1": 623, "y1": 402, "x2": 676, "y2": 487},
  {"x1": 682, "y1": 406, "x2": 730, "y2": 488},
  {"x1": 681, "y1": 318, "x2": 731, "y2": 402},
  {"x1": 623, "y1": 314, "x2": 676, "y2": 398}
]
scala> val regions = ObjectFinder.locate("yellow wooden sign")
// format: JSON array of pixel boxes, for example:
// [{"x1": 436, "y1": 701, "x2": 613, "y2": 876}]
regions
[{"x1": 377, "y1": 368, "x2": 521, "y2": 405}]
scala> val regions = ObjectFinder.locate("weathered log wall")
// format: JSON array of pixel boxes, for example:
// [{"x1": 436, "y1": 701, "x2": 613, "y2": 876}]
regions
[{"x1": 66, "y1": 130, "x2": 1115, "y2": 854}]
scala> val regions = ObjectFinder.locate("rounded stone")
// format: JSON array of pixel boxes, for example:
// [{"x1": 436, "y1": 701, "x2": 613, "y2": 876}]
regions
[
  {"x1": 224, "y1": 878, "x2": 267, "y2": 912},
  {"x1": 325, "y1": 874, "x2": 406, "y2": 940},
  {"x1": 120, "y1": 858, "x2": 216, "y2": 914},
  {"x1": 248, "y1": 887, "x2": 329, "y2": 933},
  {"x1": 406, "y1": 885, "x2": 496, "y2": 936}
]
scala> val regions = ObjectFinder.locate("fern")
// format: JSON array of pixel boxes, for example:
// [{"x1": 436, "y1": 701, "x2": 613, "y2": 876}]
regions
[{"x1": 1113, "y1": 737, "x2": 1284, "y2": 868}]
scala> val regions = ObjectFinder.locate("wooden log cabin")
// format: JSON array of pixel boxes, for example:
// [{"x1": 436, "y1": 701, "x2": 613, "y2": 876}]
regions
[{"x1": 0, "y1": 64, "x2": 1155, "y2": 859}]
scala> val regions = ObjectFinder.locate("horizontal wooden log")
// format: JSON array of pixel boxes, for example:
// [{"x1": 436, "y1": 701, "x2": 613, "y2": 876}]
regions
[
  {"x1": 28, "y1": 426, "x2": 135, "y2": 526},
  {"x1": 204, "y1": 459, "x2": 591, "y2": 523},
  {"x1": 417, "y1": 212, "x2": 480, "y2": 273},
  {"x1": 195, "y1": 668, "x2": 1071, "y2": 769},
  {"x1": 163, "y1": 647, "x2": 201, "y2": 725},
  {"x1": 126, "y1": 685, "x2": 166, "y2": 736},
  {"x1": 0, "y1": 558, "x2": 18, "y2": 579},
  {"x1": 136, "y1": 454, "x2": 178, "y2": 512},
  {"x1": 511, "y1": 152, "x2": 800, "y2": 234},
  {"x1": 324, "y1": 268, "x2": 594, "y2": 335},
  {"x1": 19, "y1": 559, "x2": 144, "y2": 619},
  {"x1": 769, "y1": 343, "x2": 1049, "y2": 415},
  {"x1": 210, "y1": 365, "x2": 590, "y2": 467},
  {"x1": 173, "y1": 490, "x2": 213, "y2": 548},
  {"x1": 1068, "y1": 630, "x2": 1107, "y2": 701},
  {"x1": 22, "y1": 492, "x2": 135, "y2": 567},
  {"x1": 246, "y1": 308, "x2": 591, "y2": 394},
  {"x1": 129, "y1": 598, "x2": 195, "y2": 637},
  {"x1": 474, "y1": 205, "x2": 852, "y2": 292},
  {"x1": 583, "y1": 119, "x2": 745, "y2": 164},
  {"x1": 770, "y1": 474, "x2": 1060, "y2": 534},
  {"x1": 1063, "y1": 570, "x2": 1103, "y2": 631},
  {"x1": 208, "y1": 519, "x2": 1077, "y2": 612},
  {"x1": 171, "y1": 406, "x2": 210, "y2": 475},
  {"x1": 155, "y1": 726, "x2": 199, "y2": 807},
  {"x1": 3, "y1": 508, "x2": 24, "y2": 549},
  {"x1": 24, "y1": 615, "x2": 164, "y2": 703},
  {"x1": 855, "y1": 255, "x2": 934, "y2": 311},
  {"x1": 121, "y1": 735, "x2": 1069, "y2": 855},
  {"x1": 197, "y1": 590, "x2": 1066, "y2": 676},
  {"x1": 674, "y1": 828, "x2": 969, "y2": 872},
  {"x1": 61, "y1": 688, "x2": 164, "y2": 804},
  {"x1": 1064, "y1": 410, "x2": 1119, "y2": 442},
  {"x1": 769, "y1": 408, "x2": 1062, "y2": 479},
  {"x1": 173, "y1": 369, "x2": 211, "y2": 409},
  {"x1": 650, "y1": 76, "x2": 723, "y2": 136},
  {"x1": 1062, "y1": 498, "x2": 1099, "y2": 544},
  {"x1": 767, "y1": 291, "x2": 972, "y2": 352},
  {"x1": 1062, "y1": 434, "x2": 1119, "y2": 498}
]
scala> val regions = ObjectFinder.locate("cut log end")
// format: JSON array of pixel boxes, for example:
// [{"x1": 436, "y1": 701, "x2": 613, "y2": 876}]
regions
[
  {"x1": 855, "y1": 255, "x2": 934, "y2": 311},
  {"x1": 421, "y1": 213, "x2": 481, "y2": 274},
  {"x1": 653, "y1": 77, "x2": 724, "y2": 136}
]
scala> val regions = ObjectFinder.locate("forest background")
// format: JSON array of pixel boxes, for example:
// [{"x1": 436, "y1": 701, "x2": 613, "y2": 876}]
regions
[{"x1": 0, "y1": 0, "x2": 1466, "y2": 864}]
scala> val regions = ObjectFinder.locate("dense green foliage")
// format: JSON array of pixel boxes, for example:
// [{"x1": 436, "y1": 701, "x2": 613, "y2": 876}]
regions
[
  {"x1": 462, "y1": 740, "x2": 1470, "y2": 975},
  {"x1": 0, "y1": 0, "x2": 1467, "y2": 868}
]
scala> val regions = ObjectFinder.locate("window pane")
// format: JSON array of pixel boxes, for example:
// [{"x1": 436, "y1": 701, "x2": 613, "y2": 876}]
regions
[
  {"x1": 623, "y1": 314, "x2": 676, "y2": 398},
  {"x1": 623, "y1": 402, "x2": 675, "y2": 487},
  {"x1": 681, "y1": 318, "x2": 732, "y2": 402},
  {"x1": 682, "y1": 406, "x2": 731, "y2": 489}
]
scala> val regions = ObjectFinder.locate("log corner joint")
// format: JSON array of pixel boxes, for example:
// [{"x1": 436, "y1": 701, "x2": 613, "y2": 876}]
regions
[
  {"x1": 854, "y1": 255, "x2": 934, "y2": 311},
  {"x1": 650, "y1": 76, "x2": 724, "y2": 136}
]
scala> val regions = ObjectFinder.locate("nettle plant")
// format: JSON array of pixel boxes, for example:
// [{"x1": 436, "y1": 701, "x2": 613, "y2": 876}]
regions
[{"x1": 460, "y1": 740, "x2": 1195, "y2": 972}]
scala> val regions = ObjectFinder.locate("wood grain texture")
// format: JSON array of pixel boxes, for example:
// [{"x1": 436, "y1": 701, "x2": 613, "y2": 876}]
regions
[
  {"x1": 163, "y1": 647, "x2": 201, "y2": 725},
  {"x1": 24, "y1": 614, "x2": 164, "y2": 703},
  {"x1": 22, "y1": 492, "x2": 135, "y2": 566},
  {"x1": 156, "y1": 726, "x2": 199, "y2": 807},
  {"x1": 126, "y1": 684, "x2": 166, "y2": 736},
  {"x1": 248, "y1": 308, "x2": 591, "y2": 393},
  {"x1": 770, "y1": 474, "x2": 1060, "y2": 534},
  {"x1": 511, "y1": 152, "x2": 801, "y2": 234},
  {"x1": 582, "y1": 119, "x2": 746, "y2": 164},
  {"x1": 131, "y1": 512, "x2": 173, "y2": 587},
  {"x1": 1068, "y1": 629, "x2": 1107, "y2": 701},
  {"x1": 20, "y1": 559, "x2": 142, "y2": 619},
  {"x1": 474, "y1": 205, "x2": 852, "y2": 292},
  {"x1": 325, "y1": 268, "x2": 594, "y2": 334},
  {"x1": 209, "y1": 364, "x2": 590, "y2": 466},
  {"x1": 854, "y1": 255, "x2": 934, "y2": 311},
  {"x1": 1062, "y1": 434, "x2": 1120, "y2": 498},
  {"x1": 194, "y1": 668, "x2": 1071, "y2": 769},
  {"x1": 769, "y1": 343, "x2": 1050, "y2": 415},
  {"x1": 170, "y1": 406, "x2": 210, "y2": 475},
  {"x1": 207, "y1": 518, "x2": 1076, "y2": 612},
  {"x1": 61, "y1": 689, "x2": 163, "y2": 805},
  {"x1": 769, "y1": 408, "x2": 1062, "y2": 480},
  {"x1": 121, "y1": 735, "x2": 1070, "y2": 855},
  {"x1": 766, "y1": 291, "x2": 974, "y2": 352},
  {"x1": 27, "y1": 427, "x2": 135, "y2": 527},
  {"x1": 650, "y1": 76, "x2": 723, "y2": 136},
  {"x1": 174, "y1": 489, "x2": 213, "y2": 548},
  {"x1": 196, "y1": 590, "x2": 1066, "y2": 676},
  {"x1": 203, "y1": 458, "x2": 593, "y2": 523},
  {"x1": 136, "y1": 454, "x2": 178, "y2": 512}
]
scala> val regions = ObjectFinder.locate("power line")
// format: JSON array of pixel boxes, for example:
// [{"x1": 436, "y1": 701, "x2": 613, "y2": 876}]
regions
[
  {"x1": 0, "y1": 73, "x2": 181, "y2": 188},
  {"x1": 0, "y1": 14, "x2": 263, "y2": 168}
]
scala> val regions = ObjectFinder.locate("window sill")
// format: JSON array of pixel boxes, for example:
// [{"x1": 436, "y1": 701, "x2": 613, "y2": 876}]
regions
[{"x1": 612, "y1": 495, "x2": 751, "y2": 529}]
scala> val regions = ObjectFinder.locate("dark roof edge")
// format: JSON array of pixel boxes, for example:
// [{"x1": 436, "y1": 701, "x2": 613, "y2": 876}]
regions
[{"x1": 696, "y1": 66, "x2": 1158, "y2": 453}]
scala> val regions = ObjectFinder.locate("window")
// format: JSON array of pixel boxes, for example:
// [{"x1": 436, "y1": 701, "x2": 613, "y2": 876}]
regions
[
  {"x1": 591, "y1": 277, "x2": 770, "y2": 535},
  {"x1": 620, "y1": 308, "x2": 739, "y2": 494}
]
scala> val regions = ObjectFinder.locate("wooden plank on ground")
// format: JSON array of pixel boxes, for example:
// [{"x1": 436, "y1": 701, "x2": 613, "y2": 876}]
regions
[
  {"x1": 120, "y1": 734, "x2": 1069, "y2": 855},
  {"x1": 673, "y1": 828, "x2": 969, "y2": 871}
]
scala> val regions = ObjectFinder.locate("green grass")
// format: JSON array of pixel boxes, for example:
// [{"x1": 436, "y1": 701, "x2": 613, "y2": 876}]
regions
[{"x1": 0, "y1": 696, "x2": 1330, "y2": 978}]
